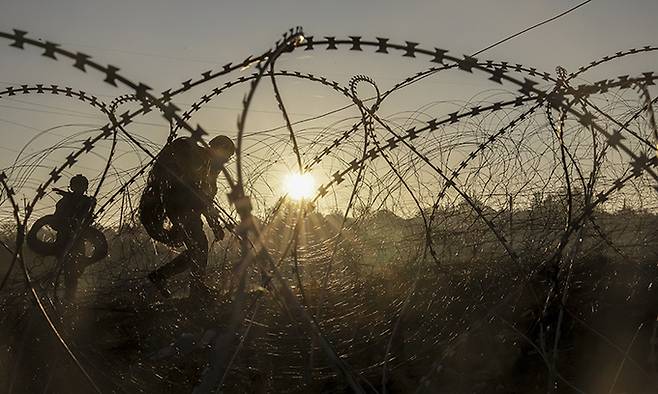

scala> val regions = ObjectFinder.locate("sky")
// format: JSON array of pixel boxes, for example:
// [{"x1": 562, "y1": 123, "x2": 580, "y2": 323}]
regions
[
  {"x1": 2, "y1": 0, "x2": 657, "y2": 71},
  {"x1": 0, "y1": 0, "x2": 657, "y2": 216}
]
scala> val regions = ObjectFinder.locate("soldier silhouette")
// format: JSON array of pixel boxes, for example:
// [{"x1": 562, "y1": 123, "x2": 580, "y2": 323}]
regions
[
  {"x1": 54, "y1": 174, "x2": 98, "y2": 302},
  {"x1": 25, "y1": 174, "x2": 104, "y2": 302},
  {"x1": 140, "y1": 135, "x2": 234, "y2": 299}
]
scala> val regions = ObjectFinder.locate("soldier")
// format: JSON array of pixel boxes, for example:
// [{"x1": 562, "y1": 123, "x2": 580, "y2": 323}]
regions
[
  {"x1": 140, "y1": 135, "x2": 234, "y2": 299},
  {"x1": 52, "y1": 174, "x2": 97, "y2": 302}
]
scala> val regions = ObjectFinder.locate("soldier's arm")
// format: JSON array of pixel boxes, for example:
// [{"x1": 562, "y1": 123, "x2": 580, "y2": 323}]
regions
[
  {"x1": 202, "y1": 203, "x2": 224, "y2": 240},
  {"x1": 83, "y1": 196, "x2": 96, "y2": 225}
]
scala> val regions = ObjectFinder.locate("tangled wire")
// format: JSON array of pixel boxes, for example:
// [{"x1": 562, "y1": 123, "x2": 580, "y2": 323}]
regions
[{"x1": 1, "y1": 27, "x2": 658, "y2": 393}]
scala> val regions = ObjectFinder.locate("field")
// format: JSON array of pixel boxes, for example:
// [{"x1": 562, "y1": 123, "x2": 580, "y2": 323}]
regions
[{"x1": 2, "y1": 200, "x2": 658, "y2": 393}]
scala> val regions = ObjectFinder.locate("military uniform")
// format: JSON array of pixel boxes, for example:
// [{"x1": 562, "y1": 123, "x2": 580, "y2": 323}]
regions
[{"x1": 147, "y1": 137, "x2": 225, "y2": 296}]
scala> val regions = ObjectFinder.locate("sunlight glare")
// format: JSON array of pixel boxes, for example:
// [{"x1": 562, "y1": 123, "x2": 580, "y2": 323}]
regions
[{"x1": 284, "y1": 172, "x2": 316, "y2": 201}]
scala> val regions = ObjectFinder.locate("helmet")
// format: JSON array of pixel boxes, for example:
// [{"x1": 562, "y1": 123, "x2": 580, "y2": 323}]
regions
[
  {"x1": 209, "y1": 135, "x2": 235, "y2": 161},
  {"x1": 69, "y1": 174, "x2": 89, "y2": 194}
]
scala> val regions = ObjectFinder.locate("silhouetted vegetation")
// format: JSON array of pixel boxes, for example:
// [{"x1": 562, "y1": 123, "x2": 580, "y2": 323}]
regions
[{"x1": 2, "y1": 194, "x2": 657, "y2": 393}]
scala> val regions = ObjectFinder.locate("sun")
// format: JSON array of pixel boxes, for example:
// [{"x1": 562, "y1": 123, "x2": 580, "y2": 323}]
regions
[{"x1": 284, "y1": 172, "x2": 316, "y2": 201}]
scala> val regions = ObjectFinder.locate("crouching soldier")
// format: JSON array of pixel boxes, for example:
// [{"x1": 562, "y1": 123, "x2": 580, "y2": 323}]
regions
[{"x1": 140, "y1": 135, "x2": 234, "y2": 300}]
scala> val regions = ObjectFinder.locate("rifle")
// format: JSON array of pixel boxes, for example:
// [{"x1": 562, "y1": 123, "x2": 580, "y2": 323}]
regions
[{"x1": 53, "y1": 187, "x2": 72, "y2": 196}]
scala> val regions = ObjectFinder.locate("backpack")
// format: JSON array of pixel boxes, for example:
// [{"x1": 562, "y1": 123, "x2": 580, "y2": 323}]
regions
[{"x1": 139, "y1": 138, "x2": 193, "y2": 247}]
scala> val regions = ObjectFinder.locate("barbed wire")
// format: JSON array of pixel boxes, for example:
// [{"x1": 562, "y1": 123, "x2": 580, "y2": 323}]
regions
[{"x1": 1, "y1": 27, "x2": 657, "y2": 393}]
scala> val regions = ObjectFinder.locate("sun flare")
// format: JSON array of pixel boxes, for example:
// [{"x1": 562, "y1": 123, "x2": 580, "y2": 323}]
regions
[{"x1": 284, "y1": 172, "x2": 316, "y2": 201}]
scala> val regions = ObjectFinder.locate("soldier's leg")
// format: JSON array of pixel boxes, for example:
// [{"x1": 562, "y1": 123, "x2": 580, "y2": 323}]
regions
[
  {"x1": 181, "y1": 212, "x2": 208, "y2": 290},
  {"x1": 57, "y1": 231, "x2": 81, "y2": 303},
  {"x1": 151, "y1": 250, "x2": 193, "y2": 279},
  {"x1": 149, "y1": 211, "x2": 207, "y2": 297},
  {"x1": 62, "y1": 254, "x2": 80, "y2": 303},
  {"x1": 149, "y1": 210, "x2": 198, "y2": 280}
]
